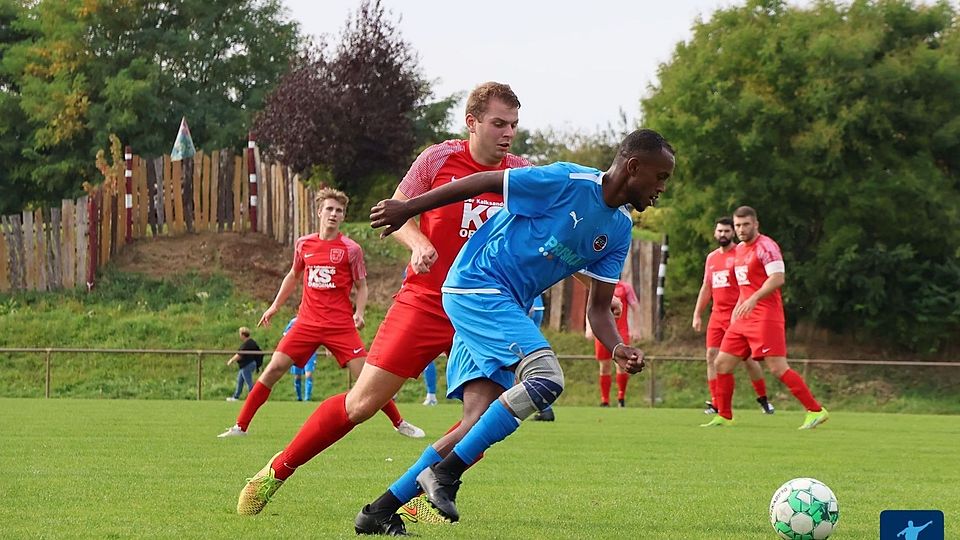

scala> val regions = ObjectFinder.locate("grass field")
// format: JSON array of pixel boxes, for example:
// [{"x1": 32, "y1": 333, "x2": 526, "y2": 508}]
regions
[{"x1": 2, "y1": 398, "x2": 956, "y2": 539}]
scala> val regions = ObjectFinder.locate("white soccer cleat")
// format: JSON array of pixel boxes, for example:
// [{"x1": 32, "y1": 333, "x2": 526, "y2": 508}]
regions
[
  {"x1": 226, "y1": 397, "x2": 238, "y2": 402},
  {"x1": 218, "y1": 424, "x2": 247, "y2": 438},
  {"x1": 395, "y1": 420, "x2": 426, "y2": 438},
  {"x1": 422, "y1": 394, "x2": 438, "y2": 406}
]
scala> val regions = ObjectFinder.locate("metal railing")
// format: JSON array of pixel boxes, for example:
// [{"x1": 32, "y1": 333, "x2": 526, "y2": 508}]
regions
[{"x1": 1, "y1": 347, "x2": 957, "y2": 405}]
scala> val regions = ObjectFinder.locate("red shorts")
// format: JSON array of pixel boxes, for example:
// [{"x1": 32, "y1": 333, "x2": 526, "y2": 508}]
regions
[
  {"x1": 275, "y1": 320, "x2": 366, "y2": 368},
  {"x1": 706, "y1": 321, "x2": 730, "y2": 349},
  {"x1": 719, "y1": 318, "x2": 786, "y2": 359},
  {"x1": 594, "y1": 330, "x2": 631, "y2": 360},
  {"x1": 367, "y1": 298, "x2": 455, "y2": 379}
]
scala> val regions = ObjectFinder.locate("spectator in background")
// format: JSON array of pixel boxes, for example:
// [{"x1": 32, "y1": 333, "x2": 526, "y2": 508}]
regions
[{"x1": 226, "y1": 327, "x2": 264, "y2": 402}]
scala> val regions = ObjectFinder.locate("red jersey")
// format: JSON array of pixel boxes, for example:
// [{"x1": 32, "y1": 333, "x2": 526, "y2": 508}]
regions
[
  {"x1": 397, "y1": 139, "x2": 530, "y2": 316},
  {"x1": 733, "y1": 234, "x2": 785, "y2": 322},
  {"x1": 292, "y1": 232, "x2": 366, "y2": 328},
  {"x1": 614, "y1": 281, "x2": 638, "y2": 337},
  {"x1": 704, "y1": 247, "x2": 739, "y2": 324}
]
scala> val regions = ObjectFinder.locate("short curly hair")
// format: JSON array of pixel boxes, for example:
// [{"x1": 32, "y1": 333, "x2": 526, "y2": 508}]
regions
[
  {"x1": 465, "y1": 82, "x2": 521, "y2": 120},
  {"x1": 618, "y1": 129, "x2": 675, "y2": 158}
]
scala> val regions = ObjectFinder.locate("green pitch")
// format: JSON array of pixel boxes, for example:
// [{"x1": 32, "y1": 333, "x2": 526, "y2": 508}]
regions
[{"x1": 1, "y1": 398, "x2": 956, "y2": 539}]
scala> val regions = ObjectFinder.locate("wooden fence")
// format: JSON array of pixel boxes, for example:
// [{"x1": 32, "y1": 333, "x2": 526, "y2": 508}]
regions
[
  {"x1": 0, "y1": 144, "x2": 666, "y2": 338},
  {"x1": 543, "y1": 239, "x2": 663, "y2": 339},
  {"x1": 0, "y1": 146, "x2": 323, "y2": 293}
]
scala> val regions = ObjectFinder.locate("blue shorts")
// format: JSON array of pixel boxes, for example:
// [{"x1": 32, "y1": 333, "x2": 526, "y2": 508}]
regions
[
  {"x1": 443, "y1": 292, "x2": 549, "y2": 400},
  {"x1": 289, "y1": 353, "x2": 317, "y2": 375}
]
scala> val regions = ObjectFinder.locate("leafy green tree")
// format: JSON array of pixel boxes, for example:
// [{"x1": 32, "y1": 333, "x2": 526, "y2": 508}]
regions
[
  {"x1": 643, "y1": 0, "x2": 960, "y2": 350},
  {"x1": 1, "y1": 0, "x2": 300, "y2": 214},
  {"x1": 255, "y1": 0, "x2": 438, "y2": 198},
  {"x1": 0, "y1": 0, "x2": 36, "y2": 214}
]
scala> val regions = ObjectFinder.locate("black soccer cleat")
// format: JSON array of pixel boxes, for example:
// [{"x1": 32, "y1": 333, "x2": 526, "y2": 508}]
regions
[
  {"x1": 416, "y1": 465, "x2": 461, "y2": 523},
  {"x1": 617, "y1": 398, "x2": 625, "y2": 408},
  {"x1": 533, "y1": 408, "x2": 556, "y2": 422},
  {"x1": 757, "y1": 396, "x2": 775, "y2": 415},
  {"x1": 704, "y1": 401, "x2": 718, "y2": 415},
  {"x1": 354, "y1": 505, "x2": 408, "y2": 536}
]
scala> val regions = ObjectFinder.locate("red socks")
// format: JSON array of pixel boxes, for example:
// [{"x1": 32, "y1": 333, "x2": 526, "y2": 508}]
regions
[
  {"x1": 715, "y1": 373, "x2": 735, "y2": 419},
  {"x1": 237, "y1": 381, "x2": 271, "y2": 431},
  {"x1": 381, "y1": 400, "x2": 403, "y2": 427},
  {"x1": 708, "y1": 377, "x2": 718, "y2": 405},
  {"x1": 599, "y1": 374, "x2": 612, "y2": 405},
  {"x1": 616, "y1": 373, "x2": 630, "y2": 400},
  {"x1": 272, "y1": 392, "x2": 357, "y2": 480},
  {"x1": 751, "y1": 378, "x2": 768, "y2": 398},
  {"x1": 779, "y1": 369, "x2": 821, "y2": 411}
]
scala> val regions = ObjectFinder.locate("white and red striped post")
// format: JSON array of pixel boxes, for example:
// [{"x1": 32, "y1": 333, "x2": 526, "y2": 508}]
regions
[
  {"x1": 124, "y1": 145, "x2": 133, "y2": 243},
  {"x1": 247, "y1": 132, "x2": 258, "y2": 232}
]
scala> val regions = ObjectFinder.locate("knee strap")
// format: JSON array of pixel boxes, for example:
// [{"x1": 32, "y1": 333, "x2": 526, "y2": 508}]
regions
[{"x1": 500, "y1": 349, "x2": 564, "y2": 419}]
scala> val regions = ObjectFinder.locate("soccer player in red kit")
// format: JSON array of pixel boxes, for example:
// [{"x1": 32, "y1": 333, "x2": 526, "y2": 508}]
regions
[
  {"x1": 692, "y1": 217, "x2": 774, "y2": 415},
  {"x1": 218, "y1": 188, "x2": 424, "y2": 439},
  {"x1": 236, "y1": 83, "x2": 531, "y2": 521},
  {"x1": 589, "y1": 281, "x2": 638, "y2": 407},
  {"x1": 702, "y1": 206, "x2": 828, "y2": 429}
]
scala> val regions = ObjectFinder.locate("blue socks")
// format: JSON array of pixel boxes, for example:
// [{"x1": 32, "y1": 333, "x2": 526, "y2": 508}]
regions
[
  {"x1": 388, "y1": 445, "x2": 442, "y2": 502},
  {"x1": 423, "y1": 361, "x2": 437, "y2": 394},
  {"x1": 305, "y1": 376, "x2": 313, "y2": 401},
  {"x1": 294, "y1": 377, "x2": 303, "y2": 400},
  {"x1": 452, "y1": 400, "x2": 521, "y2": 465}
]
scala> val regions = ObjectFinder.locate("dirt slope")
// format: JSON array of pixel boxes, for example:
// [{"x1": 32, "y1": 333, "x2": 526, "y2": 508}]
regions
[{"x1": 109, "y1": 232, "x2": 404, "y2": 304}]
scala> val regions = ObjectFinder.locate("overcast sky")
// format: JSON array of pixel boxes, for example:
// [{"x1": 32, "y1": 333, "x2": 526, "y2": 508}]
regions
[{"x1": 282, "y1": 0, "x2": 742, "y2": 133}]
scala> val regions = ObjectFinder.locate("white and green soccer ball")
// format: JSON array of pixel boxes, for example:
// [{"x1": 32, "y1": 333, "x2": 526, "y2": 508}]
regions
[{"x1": 769, "y1": 478, "x2": 840, "y2": 540}]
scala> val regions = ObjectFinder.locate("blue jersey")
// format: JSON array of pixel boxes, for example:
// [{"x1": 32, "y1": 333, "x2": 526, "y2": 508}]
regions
[
  {"x1": 441, "y1": 162, "x2": 633, "y2": 306},
  {"x1": 528, "y1": 295, "x2": 545, "y2": 327}
]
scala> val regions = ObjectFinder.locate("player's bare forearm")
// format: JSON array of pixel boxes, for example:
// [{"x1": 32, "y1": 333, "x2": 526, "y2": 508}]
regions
[
  {"x1": 353, "y1": 279, "x2": 368, "y2": 320},
  {"x1": 577, "y1": 272, "x2": 623, "y2": 317},
  {"x1": 588, "y1": 304, "x2": 621, "y2": 352},
  {"x1": 391, "y1": 219, "x2": 429, "y2": 250},
  {"x1": 371, "y1": 171, "x2": 504, "y2": 236},
  {"x1": 749, "y1": 273, "x2": 784, "y2": 304},
  {"x1": 586, "y1": 280, "x2": 620, "y2": 351},
  {"x1": 692, "y1": 281, "x2": 711, "y2": 329},
  {"x1": 271, "y1": 269, "x2": 299, "y2": 309},
  {"x1": 260, "y1": 269, "x2": 298, "y2": 326},
  {"x1": 384, "y1": 188, "x2": 438, "y2": 273}
]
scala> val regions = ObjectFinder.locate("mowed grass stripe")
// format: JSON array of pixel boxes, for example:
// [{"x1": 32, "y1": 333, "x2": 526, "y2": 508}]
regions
[{"x1": 1, "y1": 399, "x2": 957, "y2": 539}]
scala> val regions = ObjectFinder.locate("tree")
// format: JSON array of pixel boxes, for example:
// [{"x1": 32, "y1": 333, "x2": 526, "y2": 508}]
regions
[
  {"x1": 0, "y1": 0, "x2": 301, "y2": 214},
  {"x1": 642, "y1": 0, "x2": 960, "y2": 350},
  {"x1": 255, "y1": 0, "x2": 432, "y2": 195},
  {"x1": 0, "y1": 0, "x2": 36, "y2": 214}
]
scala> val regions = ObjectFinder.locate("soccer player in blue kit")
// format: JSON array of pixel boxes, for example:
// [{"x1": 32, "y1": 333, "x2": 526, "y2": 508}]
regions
[
  {"x1": 283, "y1": 317, "x2": 317, "y2": 401},
  {"x1": 360, "y1": 129, "x2": 675, "y2": 532}
]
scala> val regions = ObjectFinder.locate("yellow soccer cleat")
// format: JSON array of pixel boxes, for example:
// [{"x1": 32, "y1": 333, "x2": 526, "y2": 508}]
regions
[
  {"x1": 700, "y1": 415, "x2": 735, "y2": 427},
  {"x1": 237, "y1": 451, "x2": 285, "y2": 515},
  {"x1": 798, "y1": 408, "x2": 830, "y2": 430},
  {"x1": 397, "y1": 494, "x2": 452, "y2": 524}
]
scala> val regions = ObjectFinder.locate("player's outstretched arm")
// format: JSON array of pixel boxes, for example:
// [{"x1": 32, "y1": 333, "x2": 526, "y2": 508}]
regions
[{"x1": 371, "y1": 170, "x2": 504, "y2": 237}]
